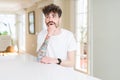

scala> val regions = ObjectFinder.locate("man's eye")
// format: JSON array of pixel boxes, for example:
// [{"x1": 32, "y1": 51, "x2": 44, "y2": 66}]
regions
[
  {"x1": 52, "y1": 14, "x2": 56, "y2": 18},
  {"x1": 46, "y1": 16, "x2": 49, "y2": 18}
]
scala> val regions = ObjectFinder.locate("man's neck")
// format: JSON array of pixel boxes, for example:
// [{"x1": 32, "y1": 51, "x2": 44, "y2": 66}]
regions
[
  {"x1": 53, "y1": 27, "x2": 61, "y2": 36},
  {"x1": 46, "y1": 27, "x2": 61, "y2": 39}
]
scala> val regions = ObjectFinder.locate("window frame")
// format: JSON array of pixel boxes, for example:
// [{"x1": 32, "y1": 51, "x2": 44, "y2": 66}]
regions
[{"x1": 74, "y1": 0, "x2": 89, "y2": 74}]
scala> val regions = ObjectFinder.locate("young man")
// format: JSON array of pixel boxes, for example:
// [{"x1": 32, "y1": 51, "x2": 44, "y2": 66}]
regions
[{"x1": 37, "y1": 4, "x2": 77, "y2": 67}]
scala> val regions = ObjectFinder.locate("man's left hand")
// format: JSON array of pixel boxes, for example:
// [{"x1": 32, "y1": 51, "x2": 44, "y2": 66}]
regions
[{"x1": 40, "y1": 56, "x2": 58, "y2": 64}]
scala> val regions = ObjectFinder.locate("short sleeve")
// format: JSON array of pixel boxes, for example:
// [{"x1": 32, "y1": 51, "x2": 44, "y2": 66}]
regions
[{"x1": 68, "y1": 33, "x2": 77, "y2": 52}]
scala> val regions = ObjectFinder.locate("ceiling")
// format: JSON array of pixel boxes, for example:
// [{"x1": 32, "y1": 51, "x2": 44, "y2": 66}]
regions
[{"x1": 0, "y1": 0, "x2": 42, "y2": 12}]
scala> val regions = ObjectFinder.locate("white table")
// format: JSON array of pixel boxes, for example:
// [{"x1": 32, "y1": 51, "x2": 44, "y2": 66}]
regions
[{"x1": 0, "y1": 54, "x2": 100, "y2": 80}]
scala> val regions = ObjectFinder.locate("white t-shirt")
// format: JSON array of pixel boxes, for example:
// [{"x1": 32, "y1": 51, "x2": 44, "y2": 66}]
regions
[{"x1": 37, "y1": 28, "x2": 77, "y2": 59}]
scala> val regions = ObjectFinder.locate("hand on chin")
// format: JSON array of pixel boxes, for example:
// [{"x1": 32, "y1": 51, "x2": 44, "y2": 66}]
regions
[{"x1": 47, "y1": 24, "x2": 56, "y2": 37}]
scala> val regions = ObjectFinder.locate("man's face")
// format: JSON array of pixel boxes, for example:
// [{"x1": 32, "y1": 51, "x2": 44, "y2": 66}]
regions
[{"x1": 45, "y1": 12, "x2": 60, "y2": 29}]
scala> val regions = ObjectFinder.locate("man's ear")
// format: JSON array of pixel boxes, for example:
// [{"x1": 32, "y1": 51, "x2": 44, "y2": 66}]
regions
[
  {"x1": 59, "y1": 17, "x2": 62, "y2": 26},
  {"x1": 59, "y1": 17, "x2": 62, "y2": 22}
]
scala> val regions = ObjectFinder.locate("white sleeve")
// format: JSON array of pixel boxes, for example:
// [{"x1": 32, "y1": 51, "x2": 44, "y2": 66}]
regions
[{"x1": 68, "y1": 33, "x2": 77, "y2": 52}]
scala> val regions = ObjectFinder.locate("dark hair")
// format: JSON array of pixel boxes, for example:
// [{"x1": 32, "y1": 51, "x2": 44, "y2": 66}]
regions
[{"x1": 42, "y1": 4, "x2": 62, "y2": 17}]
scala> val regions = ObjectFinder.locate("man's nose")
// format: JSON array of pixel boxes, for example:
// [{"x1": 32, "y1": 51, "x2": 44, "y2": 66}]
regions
[{"x1": 48, "y1": 17, "x2": 53, "y2": 21}]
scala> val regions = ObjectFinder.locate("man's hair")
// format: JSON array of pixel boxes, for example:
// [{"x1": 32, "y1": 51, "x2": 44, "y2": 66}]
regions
[{"x1": 42, "y1": 4, "x2": 62, "y2": 17}]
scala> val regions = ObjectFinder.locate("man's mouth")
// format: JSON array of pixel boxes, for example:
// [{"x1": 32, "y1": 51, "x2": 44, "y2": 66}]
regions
[
  {"x1": 47, "y1": 21, "x2": 55, "y2": 26},
  {"x1": 49, "y1": 23, "x2": 54, "y2": 25}
]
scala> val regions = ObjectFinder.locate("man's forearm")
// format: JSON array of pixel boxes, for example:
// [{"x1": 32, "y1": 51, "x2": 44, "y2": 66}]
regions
[{"x1": 60, "y1": 59, "x2": 75, "y2": 67}]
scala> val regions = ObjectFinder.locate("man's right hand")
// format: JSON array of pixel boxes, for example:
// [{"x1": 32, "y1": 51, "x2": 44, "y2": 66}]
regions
[{"x1": 47, "y1": 24, "x2": 56, "y2": 37}]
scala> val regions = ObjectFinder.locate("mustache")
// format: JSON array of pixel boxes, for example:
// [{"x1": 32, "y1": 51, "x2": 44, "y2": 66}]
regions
[{"x1": 47, "y1": 21, "x2": 56, "y2": 25}]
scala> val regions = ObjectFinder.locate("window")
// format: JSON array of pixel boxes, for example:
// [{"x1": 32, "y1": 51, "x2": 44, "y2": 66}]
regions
[
  {"x1": 75, "y1": 0, "x2": 88, "y2": 73},
  {"x1": 0, "y1": 14, "x2": 16, "y2": 44},
  {"x1": 0, "y1": 14, "x2": 25, "y2": 52}
]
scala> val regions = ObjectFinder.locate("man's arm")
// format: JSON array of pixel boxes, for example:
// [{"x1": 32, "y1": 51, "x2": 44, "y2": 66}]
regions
[
  {"x1": 40, "y1": 50, "x2": 76, "y2": 67},
  {"x1": 60, "y1": 51, "x2": 75, "y2": 67}
]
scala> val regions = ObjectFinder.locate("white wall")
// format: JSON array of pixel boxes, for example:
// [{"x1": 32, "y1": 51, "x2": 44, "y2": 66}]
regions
[{"x1": 92, "y1": 0, "x2": 120, "y2": 80}]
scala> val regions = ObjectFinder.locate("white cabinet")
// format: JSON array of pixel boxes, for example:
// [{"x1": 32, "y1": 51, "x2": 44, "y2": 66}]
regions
[{"x1": 0, "y1": 35, "x2": 11, "y2": 51}]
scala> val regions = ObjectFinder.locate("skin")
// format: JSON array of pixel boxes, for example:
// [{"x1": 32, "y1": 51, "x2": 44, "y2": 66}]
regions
[{"x1": 40, "y1": 12, "x2": 75, "y2": 67}]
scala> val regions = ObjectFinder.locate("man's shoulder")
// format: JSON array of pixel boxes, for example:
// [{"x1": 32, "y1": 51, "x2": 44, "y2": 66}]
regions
[
  {"x1": 62, "y1": 28, "x2": 72, "y2": 33},
  {"x1": 62, "y1": 28, "x2": 73, "y2": 34}
]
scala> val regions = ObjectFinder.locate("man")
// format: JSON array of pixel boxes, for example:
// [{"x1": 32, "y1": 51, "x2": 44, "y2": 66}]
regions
[{"x1": 37, "y1": 4, "x2": 77, "y2": 67}]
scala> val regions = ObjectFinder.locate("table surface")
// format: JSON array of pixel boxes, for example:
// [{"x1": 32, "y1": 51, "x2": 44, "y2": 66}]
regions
[{"x1": 0, "y1": 54, "x2": 100, "y2": 80}]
